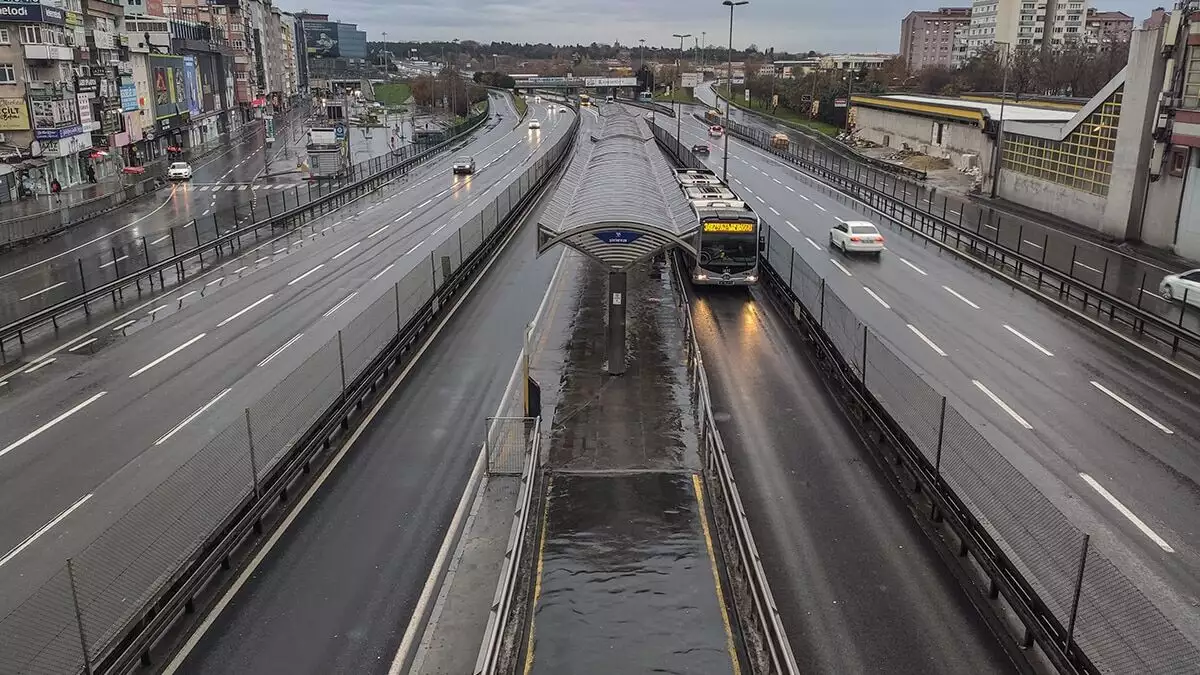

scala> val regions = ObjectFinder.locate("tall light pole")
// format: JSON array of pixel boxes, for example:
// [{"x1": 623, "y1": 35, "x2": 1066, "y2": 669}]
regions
[
  {"x1": 673, "y1": 32, "x2": 691, "y2": 143},
  {"x1": 722, "y1": 0, "x2": 748, "y2": 182},
  {"x1": 701, "y1": 31, "x2": 707, "y2": 68},
  {"x1": 990, "y1": 42, "x2": 1010, "y2": 199}
]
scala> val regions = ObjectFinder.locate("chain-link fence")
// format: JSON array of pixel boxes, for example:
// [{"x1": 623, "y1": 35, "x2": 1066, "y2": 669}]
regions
[
  {"x1": 0, "y1": 106, "x2": 579, "y2": 675},
  {"x1": 761, "y1": 223, "x2": 1200, "y2": 674}
]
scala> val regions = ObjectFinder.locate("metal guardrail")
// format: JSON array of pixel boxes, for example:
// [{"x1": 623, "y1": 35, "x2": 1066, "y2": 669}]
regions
[
  {"x1": 669, "y1": 254, "x2": 799, "y2": 675},
  {"x1": 614, "y1": 97, "x2": 676, "y2": 116},
  {"x1": 0, "y1": 101, "x2": 580, "y2": 675},
  {"x1": 756, "y1": 222, "x2": 1200, "y2": 675},
  {"x1": 706, "y1": 89, "x2": 928, "y2": 180},
  {"x1": 720, "y1": 117, "x2": 1200, "y2": 364},
  {"x1": 0, "y1": 108, "x2": 491, "y2": 351}
]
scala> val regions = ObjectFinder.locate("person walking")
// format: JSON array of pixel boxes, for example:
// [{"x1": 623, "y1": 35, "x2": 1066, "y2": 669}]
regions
[
  {"x1": 50, "y1": 178, "x2": 62, "y2": 205},
  {"x1": 86, "y1": 165, "x2": 97, "y2": 183}
]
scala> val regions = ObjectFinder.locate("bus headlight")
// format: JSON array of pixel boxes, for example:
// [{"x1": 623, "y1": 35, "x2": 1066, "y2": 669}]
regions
[
  {"x1": 695, "y1": 273, "x2": 708, "y2": 281},
  {"x1": 745, "y1": 275, "x2": 757, "y2": 282}
]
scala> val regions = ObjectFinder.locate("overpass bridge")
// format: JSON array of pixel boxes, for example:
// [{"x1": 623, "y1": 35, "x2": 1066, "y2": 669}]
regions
[{"x1": 513, "y1": 75, "x2": 639, "y2": 92}]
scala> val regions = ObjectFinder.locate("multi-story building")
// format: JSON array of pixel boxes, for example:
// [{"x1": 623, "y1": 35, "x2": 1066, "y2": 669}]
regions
[
  {"x1": 961, "y1": 0, "x2": 1091, "y2": 57},
  {"x1": 296, "y1": 12, "x2": 366, "y2": 78},
  {"x1": 901, "y1": 7, "x2": 972, "y2": 71},
  {"x1": 1085, "y1": 9, "x2": 1133, "y2": 48}
]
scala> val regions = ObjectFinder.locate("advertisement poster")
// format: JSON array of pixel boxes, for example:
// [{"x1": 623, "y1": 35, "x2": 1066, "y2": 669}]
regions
[
  {"x1": 153, "y1": 66, "x2": 170, "y2": 107},
  {"x1": 150, "y1": 55, "x2": 186, "y2": 119},
  {"x1": 304, "y1": 21, "x2": 339, "y2": 58},
  {"x1": 198, "y1": 55, "x2": 217, "y2": 112},
  {"x1": 119, "y1": 80, "x2": 139, "y2": 113},
  {"x1": 0, "y1": 97, "x2": 30, "y2": 131},
  {"x1": 76, "y1": 93, "x2": 93, "y2": 126},
  {"x1": 183, "y1": 55, "x2": 202, "y2": 116}
]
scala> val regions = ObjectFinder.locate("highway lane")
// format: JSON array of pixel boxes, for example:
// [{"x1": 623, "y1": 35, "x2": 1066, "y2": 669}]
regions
[
  {"x1": 0, "y1": 99, "x2": 568, "y2": 613},
  {"x1": 690, "y1": 288, "x2": 1019, "y2": 674},
  {"x1": 671, "y1": 114, "x2": 1200, "y2": 640},
  {"x1": 172, "y1": 157, "x2": 570, "y2": 675},
  {"x1": 695, "y1": 84, "x2": 1198, "y2": 331}
]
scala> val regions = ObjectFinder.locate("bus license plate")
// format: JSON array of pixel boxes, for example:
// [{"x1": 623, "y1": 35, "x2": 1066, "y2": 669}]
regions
[{"x1": 718, "y1": 279, "x2": 735, "y2": 285}]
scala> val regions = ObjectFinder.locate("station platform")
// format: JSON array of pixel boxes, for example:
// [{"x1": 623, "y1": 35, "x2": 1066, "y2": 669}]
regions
[{"x1": 520, "y1": 257, "x2": 744, "y2": 674}]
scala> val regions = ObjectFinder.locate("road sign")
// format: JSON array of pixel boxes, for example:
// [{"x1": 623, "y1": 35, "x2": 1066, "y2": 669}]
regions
[
  {"x1": 681, "y1": 72, "x2": 702, "y2": 89},
  {"x1": 593, "y1": 230, "x2": 644, "y2": 245},
  {"x1": 583, "y1": 77, "x2": 637, "y2": 88},
  {"x1": 834, "y1": 98, "x2": 848, "y2": 108},
  {"x1": 335, "y1": 123, "x2": 347, "y2": 140},
  {"x1": 264, "y1": 115, "x2": 275, "y2": 143}
]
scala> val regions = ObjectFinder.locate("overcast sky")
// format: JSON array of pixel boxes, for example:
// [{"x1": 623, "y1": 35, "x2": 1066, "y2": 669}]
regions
[{"x1": 276, "y1": 0, "x2": 1166, "y2": 53}]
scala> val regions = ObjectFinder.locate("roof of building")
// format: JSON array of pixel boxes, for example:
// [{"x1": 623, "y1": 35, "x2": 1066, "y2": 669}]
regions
[
  {"x1": 852, "y1": 93, "x2": 1078, "y2": 127},
  {"x1": 538, "y1": 105, "x2": 698, "y2": 269}
]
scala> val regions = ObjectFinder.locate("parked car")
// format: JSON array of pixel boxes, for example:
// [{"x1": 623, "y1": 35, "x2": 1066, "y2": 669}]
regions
[
  {"x1": 692, "y1": 143, "x2": 710, "y2": 155},
  {"x1": 830, "y1": 221, "x2": 884, "y2": 256},
  {"x1": 1159, "y1": 268, "x2": 1200, "y2": 307},
  {"x1": 452, "y1": 155, "x2": 476, "y2": 175},
  {"x1": 167, "y1": 162, "x2": 192, "y2": 180},
  {"x1": 528, "y1": 119, "x2": 541, "y2": 130}
]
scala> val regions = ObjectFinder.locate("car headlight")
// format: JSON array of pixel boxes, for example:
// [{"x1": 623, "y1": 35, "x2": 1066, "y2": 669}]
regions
[{"x1": 745, "y1": 275, "x2": 757, "y2": 282}]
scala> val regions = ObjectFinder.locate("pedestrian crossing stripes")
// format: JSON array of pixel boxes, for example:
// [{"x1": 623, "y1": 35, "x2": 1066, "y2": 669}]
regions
[{"x1": 191, "y1": 183, "x2": 306, "y2": 191}]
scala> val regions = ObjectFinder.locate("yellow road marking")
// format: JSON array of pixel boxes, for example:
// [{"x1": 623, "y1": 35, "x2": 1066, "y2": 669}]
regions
[
  {"x1": 522, "y1": 474, "x2": 553, "y2": 675},
  {"x1": 693, "y1": 472, "x2": 743, "y2": 675}
]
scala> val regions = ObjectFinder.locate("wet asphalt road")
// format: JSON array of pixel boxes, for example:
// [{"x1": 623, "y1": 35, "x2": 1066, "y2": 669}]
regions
[
  {"x1": 668, "y1": 110, "x2": 1200, "y2": 643},
  {"x1": 690, "y1": 287, "x2": 1018, "y2": 674},
  {"x1": 0, "y1": 108, "x2": 420, "y2": 329},
  {"x1": 0, "y1": 95, "x2": 562, "y2": 615},
  {"x1": 174, "y1": 150, "x2": 565, "y2": 675}
]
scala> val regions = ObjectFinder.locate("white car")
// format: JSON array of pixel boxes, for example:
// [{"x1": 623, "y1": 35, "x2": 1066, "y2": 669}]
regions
[
  {"x1": 167, "y1": 161, "x2": 192, "y2": 180},
  {"x1": 708, "y1": 125, "x2": 724, "y2": 137},
  {"x1": 527, "y1": 119, "x2": 541, "y2": 130},
  {"x1": 451, "y1": 155, "x2": 475, "y2": 175},
  {"x1": 830, "y1": 221, "x2": 884, "y2": 256},
  {"x1": 1159, "y1": 268, "x2": 1200, "y2": 307}
]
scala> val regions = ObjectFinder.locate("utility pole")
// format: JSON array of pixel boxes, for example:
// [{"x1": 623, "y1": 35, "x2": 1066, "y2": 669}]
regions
[
  {"x1": 990, "y1": 42, "x2": 1011, "y2": 199},
  {"x1": 722, "y1": 0, "x2": 749, "y2": 182},
  {"x1": 673, "y1": 32, "x2": 692, "y2": 143},
  {"x1": 701, "y1": 31, "x2": 707, "y2": 68}
]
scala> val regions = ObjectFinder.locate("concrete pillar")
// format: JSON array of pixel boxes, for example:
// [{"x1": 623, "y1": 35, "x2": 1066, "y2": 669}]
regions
[
  {"x1": 1102, "y1": 27, "x2": 1166, "y2": 240},
  {"x1": 606, "y1": 271, "x2": 627, "y2": 376}
]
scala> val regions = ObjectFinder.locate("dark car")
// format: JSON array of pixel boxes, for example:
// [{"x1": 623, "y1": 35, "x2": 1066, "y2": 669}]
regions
[{"x1": 692, "y1": 143, "x2": 710, "y2": 155}]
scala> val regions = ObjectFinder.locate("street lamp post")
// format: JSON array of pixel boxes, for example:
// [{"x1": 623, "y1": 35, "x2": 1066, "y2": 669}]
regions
[
  {"x1": 701, "y1": 31, "x2": 706, "y2": 68},
  {"x1": 673, "y1": 32, "x2": 692, "y2": 143},
  {"x1": 722, "y1": 0, "x2": 748, "y2": 182},
  {"x1": 990, "y1": 42, "x2": 1011, "y2": 199}
]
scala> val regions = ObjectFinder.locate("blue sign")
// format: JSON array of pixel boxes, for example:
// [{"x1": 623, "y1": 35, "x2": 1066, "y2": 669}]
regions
[
  {"x1": 593, "y1": 230, "x2": 644, "y2": 245},
  {"x1": 0, "y1": 2, "x2": 65, "y2": 24},
  {"x1": 334, "y1": 123, "x2": 346, "y2": 140},
  {"x1": 35, "y1": 125, "x2": 84, "y2": 141},
  {"x1": 119, "y1": 81, "x2": 139, "y2": 113}
]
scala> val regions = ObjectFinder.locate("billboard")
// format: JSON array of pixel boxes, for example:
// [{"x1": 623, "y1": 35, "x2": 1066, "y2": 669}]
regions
[
  {"x1": 198, "y1": 54, "x2": 218, "y2": 112},
  {"x1": 304, "y1": 21, "x2": 339, "y2": 58},
  {"x1": 119, "y1": 80, "x2": 138, "y2": 112},
  {"x1": 0, "y1": 97, "x2": 30, "y2": 130},
  {"x1": 183, "y1": 55, "x2": 202, "y2": 116},
  {"x1": 0, "y1": 2, "x2": 65, "y2": 24},
  {"x1": 681, "y1": 72, "x2": 702, "y2": 89},
  {"x1": 583, "y1": 77, "x2": 637, "y2": 87},
  {"x1": 149, "y1": 55, "x2": 187, "y2": 119}
]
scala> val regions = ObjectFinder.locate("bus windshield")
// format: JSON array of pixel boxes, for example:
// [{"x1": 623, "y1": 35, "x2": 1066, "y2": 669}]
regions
[{"x1": 699, "y1": 233, "x2": 758, "y2": 268}]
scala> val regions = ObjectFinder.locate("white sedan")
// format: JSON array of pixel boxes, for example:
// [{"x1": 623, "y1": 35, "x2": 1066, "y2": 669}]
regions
[
  {"x1": 830, "y1": 221, "x2": 884, "y2": 256},
  {"x1": 527, "y1": 119, "x2": 541, "y2": 130},
  {"x1": 167, "y1": 161, "x2": 192, "y2": 180},
  {"x1": 1159, "y1": 268, "x2": 1200, "y2": 307}
]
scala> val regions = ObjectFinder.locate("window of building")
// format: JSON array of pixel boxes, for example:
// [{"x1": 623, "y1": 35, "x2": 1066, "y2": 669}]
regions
[
  {"x1": 1002, "y1": 88, "x2": 1123, "y2": 197},
  {"x1": 0, "y1": 28, "x2": 9, "y2": 45},
  {"x1": 20, "y1": 25, "x2": 41, "y2": 44},
  {"x1": 0, "y1": 63, "x2": 14, "y2": 83},
  {"x1": 1169, "y1": 147, "x2": 1188, "y2": 177}
]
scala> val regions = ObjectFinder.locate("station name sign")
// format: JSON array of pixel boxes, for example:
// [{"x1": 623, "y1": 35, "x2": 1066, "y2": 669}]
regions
[{"x1": 703, "y1": 222, "x2": 755, "y2": 233}]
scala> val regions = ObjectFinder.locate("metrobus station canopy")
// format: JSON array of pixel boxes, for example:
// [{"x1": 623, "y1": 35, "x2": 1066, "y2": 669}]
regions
[{"x1": 537, "y1": 106, "x2": 698, "y2": 270}]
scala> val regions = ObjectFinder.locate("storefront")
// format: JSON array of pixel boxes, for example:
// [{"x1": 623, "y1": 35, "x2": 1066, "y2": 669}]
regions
[{"x1": 36, "y1": 127, "x2": 91, "y2": 187}]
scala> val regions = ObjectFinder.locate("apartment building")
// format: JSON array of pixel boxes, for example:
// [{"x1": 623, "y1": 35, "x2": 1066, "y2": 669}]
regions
[
  {"x1": 900, "y1": 7, "x2": 972, "y2": 71},
  {"x1": 1085, "y1": 8, "x2": 1133, "y2": 47},
  {"x1": 960, "y1": 0, "x2": 1090, "y2": 57}
]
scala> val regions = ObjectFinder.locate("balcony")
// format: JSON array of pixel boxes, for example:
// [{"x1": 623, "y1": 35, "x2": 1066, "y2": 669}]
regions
[{"x1": 24, "y1": 44, "x2": 74, "y2": 61}]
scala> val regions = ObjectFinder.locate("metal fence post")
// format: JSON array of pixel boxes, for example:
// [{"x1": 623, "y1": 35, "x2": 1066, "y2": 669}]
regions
[
  {"x1": 860, "y1": 325, "x2": 868, "y2": 384},
  {"x1": 245, "y1": 409, "x2": 259, "y2": 500},
  {"x1": 395, "y1": 281, "x2": 403, "y2": 335},
  {"x1": 337, "y1": 330, "x2": 347, "y2": 394},
  {"x1": 930, "y1": 396, "x2": 948, "y2": 521},
  {"x1": 67, "y1": 558, "x2": 93, "y2": 675},
  {"x1": 1065, "y1": 534, "x2": 1090, "y2": 652},
  {"x1": 819, "y1": 279, "x2": 826, "y2": 326}
]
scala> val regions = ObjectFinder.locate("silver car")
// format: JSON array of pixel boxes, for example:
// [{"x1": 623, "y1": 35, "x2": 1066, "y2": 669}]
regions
[
  {"x1": 452, "y1": 156, "x2": 475, "y2": 175},
  {"x1": 1159, "y1": 268, "x2": 1200, "y2": 307}
]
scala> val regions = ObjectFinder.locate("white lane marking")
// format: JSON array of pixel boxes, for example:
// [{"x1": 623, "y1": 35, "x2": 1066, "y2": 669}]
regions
[
  {"x1": 733, "y1": 178, "x2": 743, "y2": 185},
  {"x1": 0, "y1": 493, "x2": 94, "y2": 568},
  {"x1": 323, "y1": 292, "x2": 357, "y2": 318},
  {"x1": 863, "y1": 286, "x2": 891, "y2": 309},
  {"x1": 202, "y1": 209, "x2": 210, "y2": 216},
  {"x1": 1022, "y1": 240, "x2": 1043, "y2": 249},
  {"x1": 258, "y1": 334, "x2": 305, "y2": 368},
  {"x1": 749, "y1": 164, "x2": 760, "y2": 171},
  {"x1": 404, "y1": 242, "x2": 423, "y2": 256},
  {"x1": 0, "y1": 191, "x2": 175, "y2": 281},
  {"x1": 909, "y1": 324, "x2": 949, "y2": 357},
  {"x1": 130, "y1": 334, "x2": 206, "y2": 378},
  {"x1": 1003, "y1": 325, "x2": 1054, "y2": 357},
  {"x1": 754, "y1": 195, "x2": 765, "y2": 204},
  {"x1": 112, "y1": 320, "x2": 136, "y2": 332},
  {"x1": 1141, "y1": 288, "x2": 1166, "y2": 300},
  {"x1": 773, "y1": 178, "x2": 782, "y2": 184},
  {"x1": 949, "y1": 209, "x2": 961, "y2": 216},
  {"x1": 1074, "y1": 261, "x2": 1103, "y2": 275},
  {"x1": 99, "y1": 255, "x2": 130, "y2": 269},
  {"x1": 254, "y1": 257, "x2": 270, "y2": 264},
  {"x1": 331, "y1": 242, "x2": 361, "y2": 260},
  {"x1": 418, "y1": 199, "x2": 432, "y2": 208},
  {"x1": 1079, "y1": 473, "x2": 1175, "y2": 553},
  {"x1": 785, "y1": 185, "x2": 795, "y2": 192},
  {"x1": 177, "y1": 291, "x2": 197, "y2": 303},
  {"x1": 769, "y1": 206, "x2": 780, "y2": 215},
  {"x1": 25, "y1": 358, "x2": 55, "y2": 373},
  {"x1": 232, "y1": 266, "x2": 248, "y2": 275},
  {"x1": 67, "y1": 338, "x2": 98, "y2": 352},
  {"x1": 799, "y1": 194, "x2": 810, "y2": 201},
  {"x1": 154, "y1": 388, "x2": 233, "y2": 446},
  {"x1": 897, "y1": 257, "x2": 928, "y2": 276},
  {"x1": 273, "y1": 249, "x2": 287, "y2": 255},
  {"x1": 744, "y1": 187, "x2": 755, "y2": 194},
  {"x1": 972, "y1": 380, "x2": 1033, "y2": 429},
  {"x1": 835, "y1": 217, "x2": 846, "y2": 224},
  {"x1": 217, "y1": 294, "x2": 273, "y2": 328},
  {"x1": 19, "y1": 282, "x2": 68, "y2": 302},
  {"x1": 204, "y1": 277, "x2": 225, "y2": 288},
  {"x1": 369, "y1": 224, "x2": 390, "y2": 238},
  {"x1": 785, "y1": 220, "x2": 799, "y2": 232},
  {"x1": 829, "y1": 259, "x2": 853, "y2": 277},
  {"x1": 1089, "y1": 381, "x2": 1173, "y2": 435},
  {"x1": 0, "y1": 392, "x2": 107, "y2": 459},
  {"x1": 813, "y1": 203, "x2": 827, "y2": 212},
  {"x1": 372, "y1": 263, "x2": 397, "y2": 282},
  {"x1": 287, "y1": 264, "x2": 325, "y2": 287},
  {"x1": 942, "y1": 286, "x2": 981, "y2": 310},
  {"x1": 146, "y1": 304, "x2": 169, "y2": 316},
  {"x1": 804, "y1": 237, "x2": 822, "y2": 251},
  {"x1": 150, "y1": 235, "x2": 170, "y2": 245}
]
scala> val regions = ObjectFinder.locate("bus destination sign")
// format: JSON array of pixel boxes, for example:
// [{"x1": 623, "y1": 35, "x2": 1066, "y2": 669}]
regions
[{"x1": 703, "y1": 221, "x2": 755, "y2": 233}]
